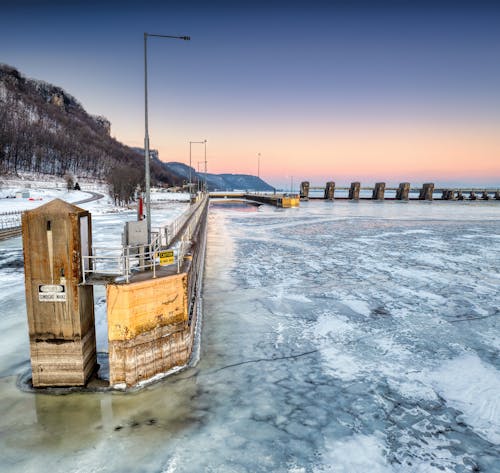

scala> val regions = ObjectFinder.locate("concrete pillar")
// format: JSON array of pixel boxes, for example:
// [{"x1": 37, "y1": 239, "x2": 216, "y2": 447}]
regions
[
  {"x1": 349, "y1": 182, "x2": 360, "y2": 200},
  {"x1": 441, "y1": 189, "x2": 456, "y2": 200},
  {"x1": 396, "y1": 182, "x2": 410, "y2": 200},
  {"x1": 300, "y1": 181, "x2": 310, "y2": 200},
  {"x1": 372, "y1": 182, "x2": 385, "y2": 200},
  {"x1": 419, "y1": 183, "x2": 434, "y2": 200},
  {"x1": 22, "y1": 199, "x2": 97, "y2": 387},
  {"x1": 481, "y1": 191, "x2": 490, "y2": 200},
  {"x1": 324, "y1": 181, "x2": 335, "y2": 200},
  {"x1": 469, "y1": 191, "x2": 477, "y2": 200},
  {"x1": 495, "y1": 191, "x2": 500, "y2": 200}
]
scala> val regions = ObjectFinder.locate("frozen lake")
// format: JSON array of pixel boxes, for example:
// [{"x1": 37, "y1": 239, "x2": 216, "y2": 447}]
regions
[{"x1": 0, "y1": 199, "x2": 499, "y2": 472}]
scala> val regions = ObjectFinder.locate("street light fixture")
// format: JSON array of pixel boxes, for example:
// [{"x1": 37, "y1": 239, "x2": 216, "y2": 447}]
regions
[
  {"x1": 144, "y1": 32, "x2": 190, "y2": 245},
  {"x1": 189, "y1": 140, "x2": 206, "y2": 196}
]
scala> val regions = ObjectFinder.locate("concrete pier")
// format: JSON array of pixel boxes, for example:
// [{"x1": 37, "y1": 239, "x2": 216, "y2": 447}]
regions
[
  {"x1": 244, "y1": 193, "x2": 300, "y2": 208},
  {"x1": 419, "y1": 183, "x2": 434, "y2": 200},
  {"x1": 372, "y1": 182, "x2": 385, "y2": 200},
  {"x1": 107, "y1": 199, "x2": 208, "y2": 387},
  {"x1": 396, "y1": 182, "x2": 410, "y2": 200},
  {"x1": 324, "y1": 182, "x2": 335, "y2": 200},
  {"x1": 349, "y1": 182, "x2": 360, "y2": 200},
  {"x1": 442, "y1": 189, "x2": 456, "y2": 200},
  {"x1": 300, "y1": 181, "x2": 310, "y2": 200},
  {"x1": 22, "y1": 200, "x2": 97, "y2": 387}
]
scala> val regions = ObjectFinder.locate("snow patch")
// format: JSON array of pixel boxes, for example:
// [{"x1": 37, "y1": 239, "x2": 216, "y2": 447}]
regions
[
  {"x1": 426, "y1": 353, "x2": 500, "y2": 444},
  {"x1": 318, "y1": 434, "x2": 392, "y2": 473}
]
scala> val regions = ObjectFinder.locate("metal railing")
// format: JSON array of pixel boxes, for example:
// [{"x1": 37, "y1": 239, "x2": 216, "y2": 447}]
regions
[
  {"x1": 82, "y1": 194, "x2": 208, "y2": 284},
  {"x1": 0, "y1": 210, "x2": 22, "y2": 230}
]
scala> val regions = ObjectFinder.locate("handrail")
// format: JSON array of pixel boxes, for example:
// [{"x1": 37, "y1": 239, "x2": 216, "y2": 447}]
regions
[
  {"x1": 82, "y1": 194, "x2": 209, "y2": 284},
  {"x1": 0, "y1": 211, "x2": 22, "y2": 230}
]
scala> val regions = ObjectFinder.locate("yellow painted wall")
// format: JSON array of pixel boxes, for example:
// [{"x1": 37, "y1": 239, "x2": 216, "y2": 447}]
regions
[
  {"x1": 282, "y1": 196, "x2": 300, "y2": 208},
  {"x1": 107, "y1": 273, "x2": 188, "y2": 341}
]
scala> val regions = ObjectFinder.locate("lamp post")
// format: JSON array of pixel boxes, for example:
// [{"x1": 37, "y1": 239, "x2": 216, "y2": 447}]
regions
[
  {"x1": 189, "y1": 140, "x2": 206, "y2": 196},
  {"x1": 257, "y1": 153, "x2": 261, "y2": 179},
  {"x1": 144, "y1": 32, "x2": 190, "y2": 245},
  {"x1": 197, "y1": 161, "x2": 203, "y2": 192},
  {"x1": 203, "y1": 139, "x2": 208, "y2": 193}
]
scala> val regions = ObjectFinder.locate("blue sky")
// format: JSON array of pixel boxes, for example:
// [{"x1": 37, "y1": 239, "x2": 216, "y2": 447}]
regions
[{"x1": 1, "y1": 1, "x2": 499, "y2": 187}]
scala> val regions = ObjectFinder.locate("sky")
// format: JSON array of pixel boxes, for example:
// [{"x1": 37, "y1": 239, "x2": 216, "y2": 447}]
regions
[{"x1": 1, "y1": 0, "x2": 499, "y2": 188}]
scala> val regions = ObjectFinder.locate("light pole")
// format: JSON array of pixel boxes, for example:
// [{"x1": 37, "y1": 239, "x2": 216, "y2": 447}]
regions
[
  {"x1": 144, "y1": 32, "x2": 190, "y2": 245},
  {"x1": 197, "y1": 161, "x2": 203, "y2": 192},
  {"x1": 203, "y1": 139, "x2": 208, "y2": 193},
  {"x1": 189, "y1": 140, "x2": 206, "y2": 196},
  {"x1": 257, "y1": 153, "x2": 261, "y2": 178}
]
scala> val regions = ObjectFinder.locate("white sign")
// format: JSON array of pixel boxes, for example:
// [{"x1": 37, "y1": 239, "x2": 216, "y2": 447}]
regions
[{"x1": 38, "y1": 284, "x2": 67, "y2": 302}]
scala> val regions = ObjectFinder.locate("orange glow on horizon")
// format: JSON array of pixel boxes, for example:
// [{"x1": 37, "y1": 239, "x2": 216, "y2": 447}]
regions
[{"x1": 122, "y1": 120, "x2": 499, "y2": 186}]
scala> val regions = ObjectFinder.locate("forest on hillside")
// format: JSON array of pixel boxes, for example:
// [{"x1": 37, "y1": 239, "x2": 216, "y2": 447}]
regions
[{"x1": 0, "y1": 65, "x2": 182, "y2": 203}]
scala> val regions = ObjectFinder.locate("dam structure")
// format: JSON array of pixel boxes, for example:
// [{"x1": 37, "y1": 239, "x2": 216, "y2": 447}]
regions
[
  {"x1": 22, "y1": 194, "x2": 209, "y2": 389},
  {"x1": 297, "y1": 181, "x2": 500, "y2": 201}
]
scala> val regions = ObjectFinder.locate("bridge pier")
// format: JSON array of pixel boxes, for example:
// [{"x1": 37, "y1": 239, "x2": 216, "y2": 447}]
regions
[
  {"x1": 349, "y1": 182, "x2": 360, "y2": 200},
  {"x1": 495, "y1": 191, "x2": 500, "y2": 200},
  {"x1": 469, "y1": 191, "x2": 477, "y2": 200},
  {"x1": 324, "y1": 181, "x2": 335, "y2": 200},
  {"x1": 300, "y1": 181, "x2": 310, "y2": 200},
  {"x1": 456, "y1": 191, "x2": 464, "y2": 200},
  {"x1": 396, "y1": 182, "x2": 410, "y2": 200},
  {"x1": 372, "y1": 182, "x2": 385, "y2": 200},
  {"x1": 481, "y1": 191, "x2": 490, "y2": 200},
  {"x1": 419, "y1": 183, "x2": 434, "y2": 200}
]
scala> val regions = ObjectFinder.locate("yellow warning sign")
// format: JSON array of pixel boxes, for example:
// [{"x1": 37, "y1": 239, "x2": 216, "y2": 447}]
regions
[{"x1": 159, "y1": 250, "x2": 175, "y2": 266}]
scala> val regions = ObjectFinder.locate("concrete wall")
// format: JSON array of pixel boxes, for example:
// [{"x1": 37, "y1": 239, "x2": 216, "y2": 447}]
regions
[
  {"x1": 107, "y1": 202, "x2": 208, "y2": 387},
  {"x1": 22, "y1": 199, "x2": 96, "y2": 387}
]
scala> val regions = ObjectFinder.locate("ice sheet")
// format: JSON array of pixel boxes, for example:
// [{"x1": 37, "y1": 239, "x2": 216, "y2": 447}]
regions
[{"x1": 0, "y1": 199, "x2": 499, "y2": 472}]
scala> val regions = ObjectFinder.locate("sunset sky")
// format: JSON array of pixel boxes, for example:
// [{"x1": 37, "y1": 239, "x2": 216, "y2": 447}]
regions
[{"x1": 1, "y1": 0, "x2": 499, "y2": 188}]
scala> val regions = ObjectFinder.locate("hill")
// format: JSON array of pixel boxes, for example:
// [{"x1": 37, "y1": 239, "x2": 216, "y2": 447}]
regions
[
  {"x1": 165, "y1": 162, "x2": 274, "y2": 191},
  {"x1": 0, "y1": 64, "x2": 181, "y2": 190},
  {"x1": 0, "y1": 64, "x2": 275, "y2": 197}
]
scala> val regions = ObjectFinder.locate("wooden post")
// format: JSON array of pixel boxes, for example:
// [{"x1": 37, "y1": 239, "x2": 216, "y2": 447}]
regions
[
  {"x1": 349, "y1": 182, "x2": 360, "y2": 200},
  {"x1": 372, "y1": 182, "x2": 385, "y2": 200},
  {"x1": 22, "y1": 199, "x2": 96, "y2": 387},
  {"x1": 300, "y1": 181, "x2": 310, "y2": 200},
  {"x1": 324, "y1": 181, "x2": 335, "y2": 200},
  {"x1": 419, "y1": 183, "x2": 434, "y2": 200},
  {"x1": 396, "y1": 182, "x2": 410, "y2": 200}
]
